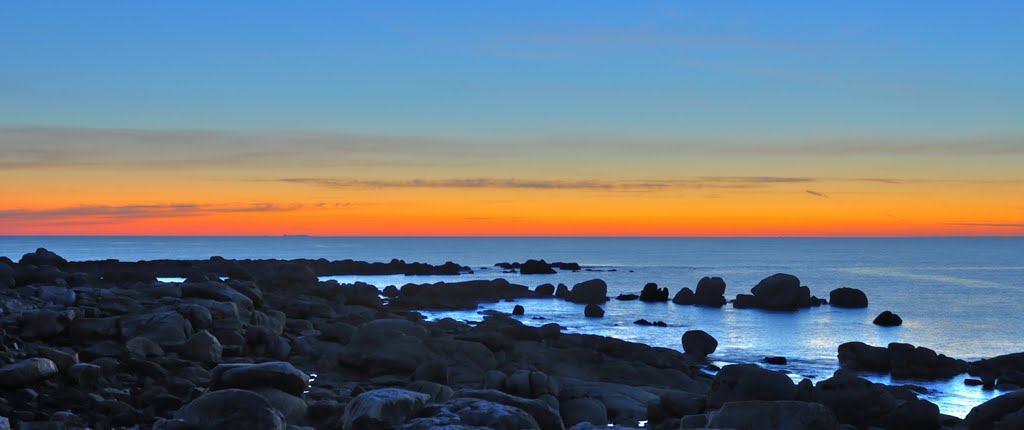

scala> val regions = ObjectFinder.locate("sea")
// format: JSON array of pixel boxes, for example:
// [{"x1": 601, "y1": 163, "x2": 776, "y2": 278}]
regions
[{"x1": 2, "y1": 236, "x2": 1021, "y2": 418}]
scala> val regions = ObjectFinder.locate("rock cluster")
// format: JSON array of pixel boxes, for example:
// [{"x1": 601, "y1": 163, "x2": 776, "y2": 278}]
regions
[{"x1": 733, "y1": 273, "x2": 826, "y2": 311}]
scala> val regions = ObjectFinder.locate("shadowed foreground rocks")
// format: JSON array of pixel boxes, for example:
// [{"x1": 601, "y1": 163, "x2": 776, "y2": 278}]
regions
[{"x1": 0, "y1": 248, "x2": 1012, "y2": 430}]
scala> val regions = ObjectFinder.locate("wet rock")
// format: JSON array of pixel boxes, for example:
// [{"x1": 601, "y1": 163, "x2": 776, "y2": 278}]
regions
[
  {"x1": 382, "y1": 284, "x2": 400, "y2": 298},
  {"x1": 584, "y1": 304, "x2": 604, "y2": 318},
  {"x1": 414, "y1": 360, "x2": 449, "y2": 385},
  {"x1": 555, "y1": 283, "x2": 570, "y2": 299},
  {"x1": 181, "y1": 281, "x2": 254, "y2": 311},
  {"x1": 888, "y1": 342, "x2": 967, "y2": 380},
  {"x1": 738, "y1": 273, "x2": 816, "y2": 311},
  {"x1": 693, "y1": 277, "x2": 727, "y2": 307},
  {"x1": 681, "y1": 330, "x2": 717, "y2": 358},
  {"x1": 672, "y1": 287, "x2": 695, "y2": 305},
  {"x1": 339, "y1": 318, "x2": 438, "y2": 375},
  {"x1": 706, "y1": 400, "x2": 839, "y2": 430},
  {"x1": 210, "y1": 361, "x2": 310, "y2": 397},
  {"x1": 616, "y1": 293, "x2": 639, "y2": 301},
  {"x1": 36, "y1": 285, "x2": 76, "y2": 306},
  {"x1": 814, "y1": 374, "x2": 898, "y2": 427},
  {"x1": 0, "y1": 261, "x2": 14, "y2": 288},
  {"x1": 19, "y1": 309, "x2": 76, "y2": 339},
  {"x1": 406, "y1": 380, "x2": 454, "y2": 403},
  {"x1": 881, "y1": 398, "x2": 941, "y2": 430},
  {"x1": 68, "y1": 363, "x2": 104, "y2": 388},
  {"x1": 342, "y1": 388, "x2": 430, "y2": 430},
  {"x1": 535, "y1": 283, "x2": 555, "y2": 296},
  {"x1": 126, "y1": 336, "x2": 165, "y2": 359},
  {"x1": 251, "y1": 387, "x2": 308, "y2": 425},
  {"x1": 260, "y1": 263, "x2": 318, "y2": 289},
  {"x1": 707, "y1": 364, "x2": 796, "y2": 408},
  {"x1": 443, "y1": 398, "x2": 540, "y2": 430},
  {"x1": 455, "y1": 388, "x2": 563, "y2": 430},
  {"x1": 36, "y1": 347, "x2": 79, "y2": 373},
  {"x1": 181, "y1": 330, "x2": 223, "y2": 364},
  {"x1": 567, "y1": 279, "x2": 608, "y2": 304},
  {"x1": 965, "y1": 389, "x2": 1024, "y2": 430},
  {"x1": 521, "y1": 259, "x2": 557, "y2": 275},
  {"x1": 638, "y1": 283, "x2": 669, "y2": 302},
  {"x1": 838, "y1": 341, "x2": 891, "y2": 372},
  {"x1": 174, "y1": 388, "x2": 286, "y2": 430},
  {"x1": 873, "y1": 311, "x2": 903, "y2": 327},
  {"x1": 829, "y1": 288, "x2": 868, "y2": 308},
  {"x1": 512, "y1": 305, "x2": 525, "y2": 316},
  {"x1": 764, "y1": 356, "x2": 788, "y2": 365},
  {"x1": 0, "y1": 358, "x2": 59, "y2": 388}
]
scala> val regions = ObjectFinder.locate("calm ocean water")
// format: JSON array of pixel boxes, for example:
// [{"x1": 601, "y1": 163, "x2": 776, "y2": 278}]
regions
[{"x1": 2, "y1": 236, "x2": 1022, "y2": 417}]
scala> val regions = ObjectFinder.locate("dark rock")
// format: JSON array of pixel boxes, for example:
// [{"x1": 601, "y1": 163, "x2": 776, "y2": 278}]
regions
[
  {"x1": 414, "y1": 360, "x2": 449, "y2": 385},
  {"x1": 882, "y1": 398, "x2": 941, "y2": 430},
  {"x1": 741, "y1": 273, "x2": 815, "y2": 311},
  {"x1": 121, "y1": 311, "x2": 194, "y2": 347},
  {"x1": 965, "y1": 378, "x2": 984, "y2": 386},
  {"x1": 707, "y1": 364, "x2": 796, "y2": 408},
  {"x1": 706, "y1": 400, "x2": 839, "y2": 430},
  {"x1": 19, "y1": 309, "x2": 76, "y2": 339},
  {"x1": 211, "y1": 361, "x2": 310, "y2": 397},
  {"x1": 838, "y1": 341, "x2": 891, "y2": 372},
  {"x1": 382, "y1": 285, "x2": 399, "y2": 298},
  {"x1": 873, "y1": 310, "x2": 903, "y2": 327},
  {"x1": 101, "y1": 270, "x2": 158, "y2": 285},
  {"x1": 512, "y1": 305, "x2": 525, "y2": 316},
  {"x1": 36, "y1": 347, "x2": 79, "y2": 373},
  {"x1": 555, "y1": 283, "x2": 570, "y2": 299},
  {"x1": 0, "y1": 261, "x2": 14, "y2": 288},
  {"x1": 0, "y1": 358, "x2": 59, "y2": 388},
  {"x1": 19, "y1": 248, "x2": 67, "y2": 266},
  {"x1": 814, "y1": 374, "x2": 898, "y2": 427},
  {"x1": 639, "y1": 283, "x2": 669, "y2": 302},
  {"x1": 443, "y1": 398, "x2": 541, "y2": 430},
  {"x1": 535, "y1": 283, "x2": 555, "y2": 296},
  {"x1": 567, "y1": 279, "x2": 608, "y2": 304},
  {"x1": 829, "y1": 288, "x2": 868, "y2": 308},
  {"x1": 521, "y1": 259, "x2": 557, "y2": 275},
  {"x1": 174, "y1": 388, "x2": 286, "y2": 430},
  {"x1": 764, "y1": 356, "x2": 788, "y2": 365},
  {"x1": 888, "y1": 342, "x2": 967, "y2": 380},
  {"x1": 455, "y1": 388, "x2": 563, "y2": 430},
  {"x1": 561, "y1": 397, "x2": 608, "y2": 427},
  {"x1": 126, "y1": 336, "x2": 165, "y2": 359},
  {"x1": 342, "y1": 388, "x2": 430, "y2": 430},
  {"x1": 681, "y1": 330, "x2": 717, "y2": 358},
  {"x1": 672, "y1": 287, "x2": 695, "y2": 305},
  {"x1": 181, "y1": 330, "x2": 223, "y2": 364},
  {"x1": 260, "y1": 262, "x2": 318, "y2": 289},
  {"x1": 965, "y1": 389, "x2": 1024, "y2": 430},
  {"x1": 615, "y1": 294, "x2": 639, "y2": 301},
  {"x1": 584, "y1": 304, "x2": 604, "y2": 318},
  {"x1": 693, "y1": 277, "x2": 727, "y2": 307},
  {"x1": 406, "y1": 380, "x2": 454, "y2": 403}
]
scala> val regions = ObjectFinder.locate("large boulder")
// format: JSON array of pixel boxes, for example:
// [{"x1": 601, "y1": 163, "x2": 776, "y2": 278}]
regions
[
  {"x1": 873, "y1": 311, "x2": 903, "y2": 327},
  {"x1": 584, "y1": 304, "x2": 605, "y2": 318},
  {"x1": 339, "y1": 319, "x2": 439, "y2": 375},
  {"x1": 521, "y1": 259, "x2": 557, "y2": 275},
  {"x1": 813, "y1": 374, "x2": 898, "y2": 427},
  {"x1": 342, "y1": 388, "x2": 430, "y2": 430},
  {"x1": 638, "y1": 283, "x2": 669, "y2": 302},
  {"x1": 182, "y1": 281, "x2": 255, "y2": 311},
  {"x1": 181, "y1": 330, "x2": 223, "y2": 364},
  {"x1": 672, "y1": 287, "x2": 695, "y2": 305},
  {"x1": 0, "y1": 358, "x2": 59, "y2": 388},
  {"x1": 741, "y1": 273, "x2": 814, "y2": 311},
  {"x1": 121, "y1": 311, "x2": 194, "y2": 346},
  {"x1": 838, "y1": 341, "x2": 891, "y2": 372},
  {"x1": 0, "y1": 261, "x2": 15, "y2": 288},
  {"x1": 829, "y1": 288, "x2": 868, "y2": 308},
  {"x1": 19, "y1": 309, "x2": 76, "y2": 339},
  {"x1": 681, "y1": 330, "x2": 718, "y2": 358},
  {"x1": 693, "y1": 277, "x2": 727, "y2": 307},
  {"x1": 173, "y1": 389, "x2": 286, "y2": 430},
  {"x1": 558, "y1": 378, "x2": 659, "y2": 426},
  {"x1": 887, "y1": 342, "x2": 967, "y2": 380},
  {"x1": 567, "y1": 279, "x2": 608, "y2": 304},
  {"x1": 19, "y1": 247, "x2": 67, "y2": 266},
  {"x1": 706, "y1": 400, "x2": 839, "y2": 430},
  {"x1": 210, "y1": 362, "x2": 310, "y2": 396},
  {"x1": 561, "y1": 398, "x2": 608, "y2": 427},
  {"x1": 965, "y1": 389, "x2": 1024, "y2": 430},
  {"x1": 707, "y1": 364, "x2": 797, "y2": 408},
  {"x1": 260, "y1": 263, "x2": 318, "y2": 289},
  {"x1": 455, "y1": 389, "x2": 564, "y2": 430}
]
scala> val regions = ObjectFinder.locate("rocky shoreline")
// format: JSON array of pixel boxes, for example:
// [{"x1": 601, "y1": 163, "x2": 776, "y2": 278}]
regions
[{"x1": 2, "y1": 248, "x2": 1023, "y2": 429}]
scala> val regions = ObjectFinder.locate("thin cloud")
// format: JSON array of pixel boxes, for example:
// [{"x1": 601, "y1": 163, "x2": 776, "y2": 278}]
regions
[
  {"x1": 277, "y1": 176, "x2": 821, "y2": 191},
  {"x1": 949, "y1": 223, "x2": 1024, "y2": 228},
  {"x1": 805, "y1": 190, "x2": 829, "y2": 198},
  {"x1": 0, "y1": 203, "x2": 309, "y2": 222}
]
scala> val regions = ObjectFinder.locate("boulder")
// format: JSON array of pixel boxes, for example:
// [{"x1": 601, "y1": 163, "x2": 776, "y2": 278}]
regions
[
  {"x1": 260, "y1": 262, "x2": 318, "y2": 289},
  {"x1": 382, "y1": 285, "x2": 400, "y2": 298},
  {"x1": 764, "y1": 356, "x2": 788, "y2": 365},
  {"x1": 584, "y1": 304, "x2": 604, "y2": 318},
  {"x1": 0, "y1": 358, "x2": 59, "y2": 388},
  {"x1": 173, "y1": 389, "x2": 286, "y2": 430},
  {"x1": 965, "y1": 389, "x2": 1024, "y2": 430},
  {"x1": 339, "y1": 319, "x2": 438, "y2": 375},
  {"x1": 444, "y1": 398, "x2": 541, "y2": 430},
  {"x1": 616, "y1": 294, "x2": 639, "y2": 301},
  {"x1": 681, "y1": 330, "x2": 718, "y2": 358},
  {"x1": 211, "y1": 361, "x2": 310, "y2": 396},
  {"x1": 706, "y1": 400, "x2": 839, "y2": 430},
  {"x1": 19, "y1": 248, "x2": 67, "y2": 266},
  {"x1": 813, "y1": 374, "x2": 898, "y2": 427},
  {"x1": 881, "y1": 398, "x2": 941, "y2": 430},
  {"x1": 707, "y1": 364, "x2": 796, "y2": 408},
  {"x1": 638, "y1": 283, "x2": 669, "y2": 302},
  {"x1": 838, "y1": 342, "x2": 891, "y2": 372},
  {"x1": 535, "y1": 283, "x2": 555, "y2": 296},
  {"x1": 512, "y1": 305, "x2": 525, "y2": 316},
  {"x1": 182, "y1": 281, "x2": 254, "y2": 311},
  {"x1": 562, "y1": 397, "x2": 608, "y2": 427},
  {"x1": 455, "y1": 388, "x2": 564, "y2": 430},
  {"x1": 36, "y1": 347, "x2": 79, "y2": 373},
  {"x1": 126, "y1": 336, "x2": 165, "y2": 359},
  {"x1": 19, "y1": 309, "x2": 76, "y2": 339},
  {"x1": 342, "y1": 388, "x2": 430, "y2": 430},
  {"x1": 887, "y1": 342, "x2": 967, "y2": 380},
  {"x1": 250, "y1": 387, "x2": 308, "y2": 425},
  {"x1": 0, "y1": 261, "x2": 14, "y2": 288},
  {"x1": 671, "y1": 288, "x2": 695, "y2": 305},
  {"x1": 829, "y1": 288, "x2": 868, "y2": 308},
  {"x1": 181, "y1": 330, "x2": 223, "y2": 364},
  {"x1": 873, "y1": 311, "x2": 903, "y2": 327},
  {"x1": 693, "y1": 277, "x2": 727, "y2": 307},
  {"x1": 521, "y1": 259, "x2": 557, "y2": 275},
  {"x1": 555, "y1": 283, "x2": 570, "y2": 299},
  {"x1": 743, "y1": 273, "x2": 814, "y2": 311},
  {"x1": 567, "y1": 279, "x2": 608, "y2": 304},
  {"x1": 121, "y1": 311, "x2": 194, "y2": 346}
]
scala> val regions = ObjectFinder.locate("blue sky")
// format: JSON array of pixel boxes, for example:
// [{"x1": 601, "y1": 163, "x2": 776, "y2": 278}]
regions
[{"x1": 2, "y1": 1, "x2": 1021, "y2": 141}]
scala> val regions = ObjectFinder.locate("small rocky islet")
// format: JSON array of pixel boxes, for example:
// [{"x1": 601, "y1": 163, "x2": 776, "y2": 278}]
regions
[{"x1": 1, "y1": 249, "x2": 1022, "y2": 429}]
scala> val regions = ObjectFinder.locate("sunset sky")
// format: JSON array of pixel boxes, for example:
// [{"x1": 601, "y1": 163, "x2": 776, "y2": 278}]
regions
[{"x1": 2, "y1": 1, "x2": 1022, "y2": 236}]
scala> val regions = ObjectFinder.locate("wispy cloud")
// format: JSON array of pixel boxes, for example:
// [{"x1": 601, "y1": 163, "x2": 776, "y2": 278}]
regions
[
  {"x1": 0, "y1": 203, "x2": 312, "y2": 224},
  {"x1": 277, "y1": 176, "x2": 820, "y2": 191},
  {"x1": 805, "y1": 190, "x2": 829, "y2": 198},
  {"x1": 948, "y1": 223, "x2": 1024, "y2": 228}
]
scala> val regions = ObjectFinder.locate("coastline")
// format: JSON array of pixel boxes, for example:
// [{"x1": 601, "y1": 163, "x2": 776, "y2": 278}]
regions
[{"x1": 1, "y1": 248, "x2": 1022, "y2": 429}]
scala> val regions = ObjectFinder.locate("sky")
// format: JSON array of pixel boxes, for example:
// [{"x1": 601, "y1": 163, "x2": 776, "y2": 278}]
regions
[{"x1": 1, "y1": 1, "x2": 1022, "y2": 236}]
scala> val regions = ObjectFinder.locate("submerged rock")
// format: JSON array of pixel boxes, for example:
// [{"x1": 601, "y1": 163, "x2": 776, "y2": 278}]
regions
[
  {"x1": 829, "y1": 287, "x2": 868, "y2": 308},
  {"x1": 520, "y1": 259, "x2": 557, "y2": 275}
]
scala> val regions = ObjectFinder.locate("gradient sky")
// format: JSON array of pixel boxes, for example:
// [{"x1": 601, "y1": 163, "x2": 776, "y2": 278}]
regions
[{"x1": 2, "y1": 1, "x2": 1022, "y2": 236}]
